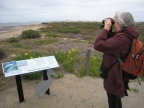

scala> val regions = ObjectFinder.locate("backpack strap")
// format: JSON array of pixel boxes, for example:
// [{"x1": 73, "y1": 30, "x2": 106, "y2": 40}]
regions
[
  {"x1": 107, "y1": 60, "x2": 119, "y2": 71},
  {"x1": 137, "y1": 78, "x2": 141, "y2": 85}
]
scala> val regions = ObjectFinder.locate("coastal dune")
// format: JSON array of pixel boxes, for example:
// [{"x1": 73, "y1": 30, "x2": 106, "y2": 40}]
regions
[{"x1": 0, "y1": 24, "x2": 46, "y2": 39}]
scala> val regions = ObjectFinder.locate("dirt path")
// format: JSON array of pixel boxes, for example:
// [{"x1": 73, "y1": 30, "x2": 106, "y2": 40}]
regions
[{"x1": 0, "y1": 73, "x2": 143, "y2": 108}]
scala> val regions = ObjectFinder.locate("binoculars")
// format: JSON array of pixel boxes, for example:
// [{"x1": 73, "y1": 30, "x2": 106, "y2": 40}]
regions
[{"x1": 102, "y1": 18, "x2": 115, "y2": 25}]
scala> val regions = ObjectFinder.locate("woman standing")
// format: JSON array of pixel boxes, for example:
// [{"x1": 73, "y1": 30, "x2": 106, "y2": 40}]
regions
[{"x1": 94, "y1": 12, "x2": 139, "y2": 108}]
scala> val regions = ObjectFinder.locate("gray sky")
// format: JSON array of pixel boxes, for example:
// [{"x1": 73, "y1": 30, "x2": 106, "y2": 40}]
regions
[{"x1": 0, "y1": 0, "x2": 144, "y2": 23}]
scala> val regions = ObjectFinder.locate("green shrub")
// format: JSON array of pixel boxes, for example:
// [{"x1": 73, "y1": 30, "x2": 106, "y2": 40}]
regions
[
  {"x1": 49, "y1": 49, "x2": 79, "y2": 73},
  {"x1": 77, "y1": 61, "x2": 86, "y2": 77},
  {"x1": 7, "y1": 37, "x2": 20, "y2": 43},
  {"x1": 40, "y1": 27, "x2": 49, "y2": 33},
  {"x1": 89, "y1": 56, "x2": 102, "y2": 77},
  {"x1": 20, "y1": 29, "x2": 41, "y2": 39},
  {"x1": 13, "y1": 51, "x2": 42, "y2": 61},
  {"x1": 77, "y1": 55, "x2": 102, "y2": 77},
  {"x1": 12, "y1": 43, "x2": 23, "y2": 48}
]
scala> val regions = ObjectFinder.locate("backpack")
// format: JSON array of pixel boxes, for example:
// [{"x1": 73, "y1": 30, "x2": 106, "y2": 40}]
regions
[{"x1": 117, "y1": 33, "x2": 144, "y2": 82}]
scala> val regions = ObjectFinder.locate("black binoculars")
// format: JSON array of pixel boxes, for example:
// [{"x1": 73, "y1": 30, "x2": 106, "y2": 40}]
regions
[
  {"x1": 100, "y1": 18, "x2": 115, "y2": 28},
  {"x1": 102, "y1": 18, "x2": 115, "y2": 25}
]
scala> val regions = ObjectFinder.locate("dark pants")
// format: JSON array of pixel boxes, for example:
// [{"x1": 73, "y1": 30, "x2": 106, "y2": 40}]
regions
[{"x1": 107, "y1": 92, "x2": 122, "y2": 108}]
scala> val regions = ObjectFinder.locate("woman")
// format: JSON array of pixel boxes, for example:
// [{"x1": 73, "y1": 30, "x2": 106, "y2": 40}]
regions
[{"x1": 94, "y1": 12, "x2": 139, "y2": 108}]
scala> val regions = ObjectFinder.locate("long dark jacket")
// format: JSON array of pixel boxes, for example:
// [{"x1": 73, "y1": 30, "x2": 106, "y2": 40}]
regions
[{"x1": 94, "y1": 26, "x2": 139, "y2": 98}]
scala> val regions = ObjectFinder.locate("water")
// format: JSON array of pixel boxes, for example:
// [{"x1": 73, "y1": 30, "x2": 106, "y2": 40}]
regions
[{"x1": 0, "y1": 22, "x2": 42, "y2": 33}]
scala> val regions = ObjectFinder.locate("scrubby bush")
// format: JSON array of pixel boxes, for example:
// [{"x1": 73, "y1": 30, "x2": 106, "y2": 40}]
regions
[
  {"x1": 49, "y1": 49, "x2": 79, "y2": 73},
  {"x1": 7, "y1": 37, "x2": 20, "y2": 43},
  {"x1": 12, "y1": 43, "x2": 23, "y2": 48},
  {"x1": 77, "y1": 55, "x2": 102, "y2": 77},
  {"x1": 20, "y1": 29, "x2": 41, "y2": 39}
]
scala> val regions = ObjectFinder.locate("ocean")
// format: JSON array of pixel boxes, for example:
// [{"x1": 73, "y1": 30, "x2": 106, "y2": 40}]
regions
[{"x1": 0, "y1": 22, "x2": 42, "y2": 33}]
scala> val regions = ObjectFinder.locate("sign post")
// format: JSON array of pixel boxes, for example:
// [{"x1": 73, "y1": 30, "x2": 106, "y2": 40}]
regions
[
  {"x1": 43, "y1": 70, "x2": 50, "y2": 95},
  {"x1": 15, "y1": 75, "x2": 24, "y2": 102}
]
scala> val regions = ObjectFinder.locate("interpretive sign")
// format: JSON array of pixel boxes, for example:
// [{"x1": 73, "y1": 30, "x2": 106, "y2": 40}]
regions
[
  {"x1": 2, "y1": 56, "x2": 59, "y2": 77},
  {"x1": 1, "y1": 55, "x2": 59, "y2": 103}
]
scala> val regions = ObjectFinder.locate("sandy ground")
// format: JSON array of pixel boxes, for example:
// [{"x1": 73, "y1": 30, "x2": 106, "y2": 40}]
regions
[
  {"x1": 0, "y1": 25, "x2": 144, "y2": 108},
  {"x1": 0, "y1": 73, "x2": 144, "y2": 108}
]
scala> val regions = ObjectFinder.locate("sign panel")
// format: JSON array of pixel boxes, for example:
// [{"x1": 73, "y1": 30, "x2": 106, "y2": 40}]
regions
[{"x1": 2, "y1": 56, "x2": 59, "y2": 77}]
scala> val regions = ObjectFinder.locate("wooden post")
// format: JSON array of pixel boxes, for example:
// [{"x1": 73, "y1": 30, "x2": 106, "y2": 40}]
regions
[
  {"x1": 86, "y1": 49, "x2": 91, "y2": 76},
  {"x1": 43, "y1": 70, "x2": 50, "y2": 95}
]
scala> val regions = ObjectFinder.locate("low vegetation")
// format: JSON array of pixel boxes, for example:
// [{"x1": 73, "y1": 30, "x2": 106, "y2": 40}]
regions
[
  {"x1": 0, "y1": 22, "x2": 144, "y2": 81},
  {"x1": 7, "y1": 37, "x2": 21, "y2": 43}
]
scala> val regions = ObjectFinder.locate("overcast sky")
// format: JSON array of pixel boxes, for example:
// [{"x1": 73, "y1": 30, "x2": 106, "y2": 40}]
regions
[{"x1": 0, "y1": 0, "x2": 144, "y2": 23}]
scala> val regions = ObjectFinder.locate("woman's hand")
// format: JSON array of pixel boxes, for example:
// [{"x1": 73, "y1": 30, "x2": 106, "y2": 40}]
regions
[{"x1": 104, "y1": 18, "x2": 112, "y2": 31}]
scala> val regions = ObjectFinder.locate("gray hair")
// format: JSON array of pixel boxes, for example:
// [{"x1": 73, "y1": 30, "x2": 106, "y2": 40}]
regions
[{"x1": 114, "y1": 12, "x2": 135, "y2": 28}]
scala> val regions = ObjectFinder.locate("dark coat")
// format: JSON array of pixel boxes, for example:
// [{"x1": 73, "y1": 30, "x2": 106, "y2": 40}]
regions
[{"x1": 94, "y1": 26, "x2": 139, "y2": 98}]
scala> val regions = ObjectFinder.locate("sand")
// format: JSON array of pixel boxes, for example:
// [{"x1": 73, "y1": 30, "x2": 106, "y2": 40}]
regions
[
  {"x1": 0, "y1": 25, "x2": 144, "y2": 108},
  {"x1": 0, "y1": 74, "x2": 144, "y2": 108}
]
